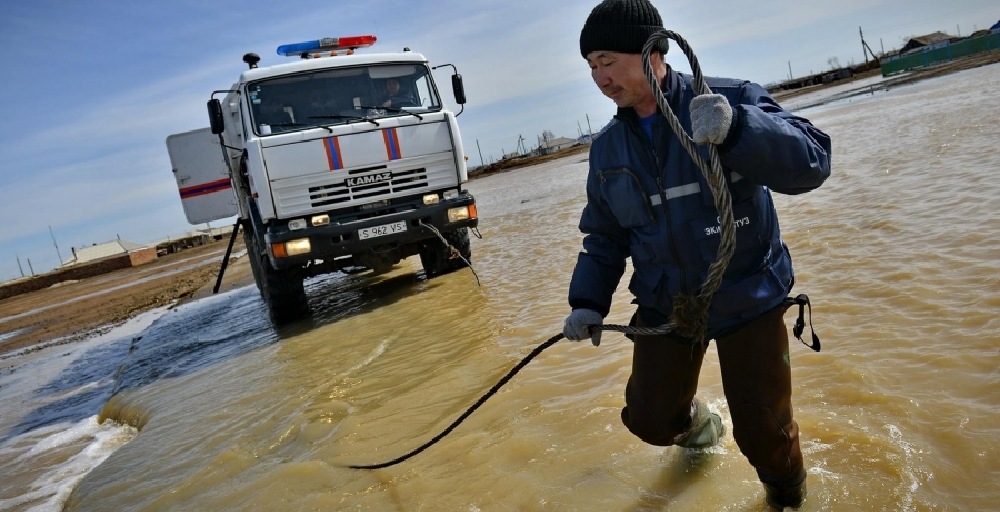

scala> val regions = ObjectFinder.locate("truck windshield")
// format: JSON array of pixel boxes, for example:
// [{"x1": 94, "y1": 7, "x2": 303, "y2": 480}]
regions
[{"x1": 247, "y1": 63, "x2": 442, "y2": 135}]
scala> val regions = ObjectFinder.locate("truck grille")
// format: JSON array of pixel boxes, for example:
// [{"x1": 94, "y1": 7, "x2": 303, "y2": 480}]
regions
[
  {"x1": 309, "y1": 167, "x2": 428, "y2": 208},
  {"x1": 270, "y1": 152, "x2": 460, "y2": 218}
]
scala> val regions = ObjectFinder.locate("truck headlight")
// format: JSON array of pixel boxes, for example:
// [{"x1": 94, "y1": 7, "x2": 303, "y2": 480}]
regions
[
  {"x1": 271, "y1": 238, "x2": 311, "y2": 258},
  {"x1": 422, "y1": 194, "x2": 440, "y2": 205},
  {"x1": 311, "y1": 214, "x2": 330, "y2": 226},
  {"x1": 447, "y1": 205, "x2": 477, "y2": 223},
  {"x1": 288, "y1": 219, "x2": 307, "y2": 230},
  {"x1": 443, "y1": 190, "x2": 459, "y2": 200}
]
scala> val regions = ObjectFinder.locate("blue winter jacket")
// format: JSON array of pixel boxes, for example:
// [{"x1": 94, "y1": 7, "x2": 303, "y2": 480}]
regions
[{"x1": 568, "y1": 69, "x2": 832, "y2": 338}]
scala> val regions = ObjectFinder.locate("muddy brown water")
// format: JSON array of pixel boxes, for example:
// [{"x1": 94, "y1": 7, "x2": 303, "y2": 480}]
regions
[{"x1": 2, "y1": 64, "x2": 999, "y2": 511}]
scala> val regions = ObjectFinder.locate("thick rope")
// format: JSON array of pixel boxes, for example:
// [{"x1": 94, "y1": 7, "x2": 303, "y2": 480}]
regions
[
  {"x1": 346, "y1": 323, "x2": 672, "y2": 470},
  {"x1": 641, "y1": 31, "x2": 736, "y2": 342},
  {"x1": 347, "y1": 332, "x2": 564, "y2": 469},
  {"x1": 418, "y1": 220, "x2": 481, "y2": 286},
  {"x1": 345, "y1": 31, "x2": 738, "y2": 470}
]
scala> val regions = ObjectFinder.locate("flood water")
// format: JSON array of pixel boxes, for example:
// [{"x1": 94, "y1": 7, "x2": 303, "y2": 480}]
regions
[{"x1": 2, "y1": 64, "x2": 998, "y2": 511}]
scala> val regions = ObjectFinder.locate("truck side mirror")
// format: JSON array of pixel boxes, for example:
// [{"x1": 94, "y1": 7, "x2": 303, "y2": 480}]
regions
[
  {"x1": 451, "y1": 74, "x2": 467, "y2": 105},
  {"x1": 208, "y1": 99, "x2": 225, "y2": 134}
]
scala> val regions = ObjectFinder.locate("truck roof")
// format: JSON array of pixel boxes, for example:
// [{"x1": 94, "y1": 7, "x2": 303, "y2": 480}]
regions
[{"x1": 240, "y1": 51, "x2": 430, "y2": 82}]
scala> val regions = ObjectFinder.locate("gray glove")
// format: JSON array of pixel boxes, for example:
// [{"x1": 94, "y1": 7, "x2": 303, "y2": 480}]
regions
[
  {"x1": 564, "y1": 308, "x2": 604, "y2": 346},
  {"x1": 690, "y1": 94, "x2": 734, "y2": 145}
]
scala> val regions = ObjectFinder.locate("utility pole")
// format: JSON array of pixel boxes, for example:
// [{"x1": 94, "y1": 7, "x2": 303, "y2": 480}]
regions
[
  {"x1": 585, "y1": 114, "x2": 593, "y2": 138},
  {"x1": 787, "y1": 61, "x2": 793, "y2": 80},
  {"x1": 859, "y1": 26, "x2": 881, "y2": 67},
  {"x1": 860, "y1": 27, "x2": 868, "y2": 67},
  {"x1": 476, "y1": 139, "x2": 484, "y2": 167},
  {"x1": 16, "y1": 254, "x2": 24, "y2": 277},
  {"x1": 27, "y1": 257, "x2": 35, "y2": 276},
  {"x1": 48, "y1": 225, "x2": 63, "y2": 265}
]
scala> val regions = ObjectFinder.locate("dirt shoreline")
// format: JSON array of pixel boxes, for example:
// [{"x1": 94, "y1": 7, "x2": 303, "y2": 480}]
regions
[
  {"x1": 0, "y1": 239, "x2": 256, "y2": 359},
  {"x1": 2, "y1": 52, "x2": 997, "y2": 360}
]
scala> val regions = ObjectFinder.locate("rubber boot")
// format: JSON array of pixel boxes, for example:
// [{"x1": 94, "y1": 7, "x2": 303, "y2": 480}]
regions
[
  {"x1": 673, "y1": 398, "x2": 724, "y2": 449},
  {"x1": 763, "y1": 468, "x2": 807, "y2": 510}
]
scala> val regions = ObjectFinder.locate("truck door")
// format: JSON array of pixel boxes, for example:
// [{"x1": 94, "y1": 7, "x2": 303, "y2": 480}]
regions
[{"x1": 166, "y1": 128, "x2": 239, "y2": 224}]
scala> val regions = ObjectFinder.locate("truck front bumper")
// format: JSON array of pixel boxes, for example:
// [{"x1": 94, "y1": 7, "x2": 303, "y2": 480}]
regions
[{"x1": 263, "y1": 194, "x2": 477, "y2": 269}]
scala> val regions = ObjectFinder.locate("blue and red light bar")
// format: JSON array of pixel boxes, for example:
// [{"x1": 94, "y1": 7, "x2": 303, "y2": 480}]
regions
[{"x1": 276, "y1": 35, "x2": 377, "y2": 57}]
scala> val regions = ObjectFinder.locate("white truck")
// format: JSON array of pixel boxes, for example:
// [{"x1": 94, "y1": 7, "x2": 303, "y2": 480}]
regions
[{"x1": 166, "y1": 35, "x2": 478, "y2": 324}]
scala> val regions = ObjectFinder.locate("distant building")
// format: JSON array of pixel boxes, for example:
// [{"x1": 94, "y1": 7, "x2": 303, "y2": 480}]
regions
[
  {"x1": 538, "y1": 137, "x2": 578, "y2": 155},
  {"x1": 882, "y1": 28, "x2": 1000, "y2": 76},
  {"x1": 0, "y1": 238, "x2": 158, "y2": 300},
  {"x1": 898, "y1": 31, "x2": 954, "y2": 55},
  {"x1": 63, "y1": 239, "x2": 155, "y2": 267},
  {"x1": 201, "y1": 224, "x2": 235, "y2": 241},
  {"x1": 154, "y1": 224, "x2": 234, "y2": 256}
]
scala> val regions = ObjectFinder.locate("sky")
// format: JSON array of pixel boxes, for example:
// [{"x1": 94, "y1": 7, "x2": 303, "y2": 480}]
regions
[{"x1": 0, "y1": 0, "x2": 996, "y2": 281}]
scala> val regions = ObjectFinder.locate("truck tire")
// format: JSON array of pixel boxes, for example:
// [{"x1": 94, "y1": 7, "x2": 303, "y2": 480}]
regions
[
  {"x1": 248, "y1": 230, "x2": 310, "y2": 324},
  {"x1": 260, "y1": 260, "x2": 309, "y2": 325},
  {"x1": 419, "y1": 227, "x2": 471, "y2": 277}
]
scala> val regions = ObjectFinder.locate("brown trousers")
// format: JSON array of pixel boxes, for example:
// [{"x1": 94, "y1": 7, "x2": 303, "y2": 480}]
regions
[{"x1": 620, "y1": 304, "x2": 804, "y2": 486}]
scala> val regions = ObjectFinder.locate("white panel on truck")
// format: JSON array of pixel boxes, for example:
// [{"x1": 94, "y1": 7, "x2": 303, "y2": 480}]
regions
[{"x1": 166, "y1": 128, "x2": 239, "y2": 224}]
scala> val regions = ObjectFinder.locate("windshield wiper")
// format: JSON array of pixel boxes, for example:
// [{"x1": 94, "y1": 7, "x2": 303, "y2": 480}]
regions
[
  {"x1": 357, "y1": 105, "x2": 424, "y2": 121},
  {"x1": 309, "y1": 114, "x2": 380, "y2": 127}
]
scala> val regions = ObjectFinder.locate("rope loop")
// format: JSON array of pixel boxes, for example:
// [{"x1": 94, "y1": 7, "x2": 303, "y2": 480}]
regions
[{"x1": 640, "y1": 30, "x2": 736, "y2": 342}]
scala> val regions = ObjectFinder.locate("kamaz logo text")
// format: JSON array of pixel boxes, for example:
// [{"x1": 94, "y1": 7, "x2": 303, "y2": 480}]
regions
[{"x1": 346, "y1": 172, "x2": 392, "y2": 188}]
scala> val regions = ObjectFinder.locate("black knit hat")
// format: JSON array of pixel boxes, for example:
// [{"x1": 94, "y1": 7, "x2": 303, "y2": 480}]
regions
[{"x1": 580, "y1": 0, "x2": 669, "y2": 58}]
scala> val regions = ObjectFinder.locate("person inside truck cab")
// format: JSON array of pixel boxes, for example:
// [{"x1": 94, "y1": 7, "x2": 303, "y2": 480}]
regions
[{"x1": 381, "y1": 77, "x2": 417, "y2": 107}]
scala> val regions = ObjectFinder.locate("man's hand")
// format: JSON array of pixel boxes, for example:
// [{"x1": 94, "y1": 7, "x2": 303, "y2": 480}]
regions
[
  {"x1": 690, "y1": 94, "x2": 734, "y2": 145},
  {"x1": 563, "y1": 309, "x2": 604, "y2": 346}
]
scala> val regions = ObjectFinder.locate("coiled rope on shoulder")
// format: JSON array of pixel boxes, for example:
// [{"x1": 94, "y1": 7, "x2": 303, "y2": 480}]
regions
[
  {"x1": 345, "y1": 31, "x2": 736, "y2": 470},
  {"x1": 641, "y1": 30, "x2": 736, "y2": 343}
]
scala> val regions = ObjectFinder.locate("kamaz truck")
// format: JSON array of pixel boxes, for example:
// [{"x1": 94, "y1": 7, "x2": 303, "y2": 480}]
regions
[{"x1": 166, "y1": 35, "x2": 478, "y2": 324}]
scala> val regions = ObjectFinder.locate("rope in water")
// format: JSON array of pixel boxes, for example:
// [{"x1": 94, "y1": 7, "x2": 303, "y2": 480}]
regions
[
  {"x1": 346, "y1": 30, "x2": 735, "y2": 470},
  {"x1": 345, "y1": 325, "x2": 673, "y2": 470}
]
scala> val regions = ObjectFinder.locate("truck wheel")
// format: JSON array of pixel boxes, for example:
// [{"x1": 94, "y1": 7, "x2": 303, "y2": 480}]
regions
[
  {"x1": 419, "y1": 227, "x2": 471, "y2": 277},
  {"x1": 260, "y1": 262, "x2": 309, "y2": 325},
  {"x1": 249, "y1": 231, "x2": 310, "y2": 324}
]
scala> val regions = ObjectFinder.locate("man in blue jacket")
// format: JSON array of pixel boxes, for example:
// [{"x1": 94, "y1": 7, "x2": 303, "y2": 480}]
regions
[{"x1": 563, "y1": 0, "x2": 832, "y2": 508}]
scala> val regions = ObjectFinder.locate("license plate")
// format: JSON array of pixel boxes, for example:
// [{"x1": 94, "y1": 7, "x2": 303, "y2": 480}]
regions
[{"x1": 358, "y1": 221, "x2": 407, "y2": 240}]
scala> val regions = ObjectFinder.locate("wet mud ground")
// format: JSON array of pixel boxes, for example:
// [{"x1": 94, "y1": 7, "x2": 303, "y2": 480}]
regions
[{"x1": 0, "y1": 240, "x2": 254, "y2": 359}]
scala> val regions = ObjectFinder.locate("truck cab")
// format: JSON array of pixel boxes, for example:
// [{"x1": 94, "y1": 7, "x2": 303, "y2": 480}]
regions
[{"x1": 168, "y1": 35, "x2": 478, "y2": 324}]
